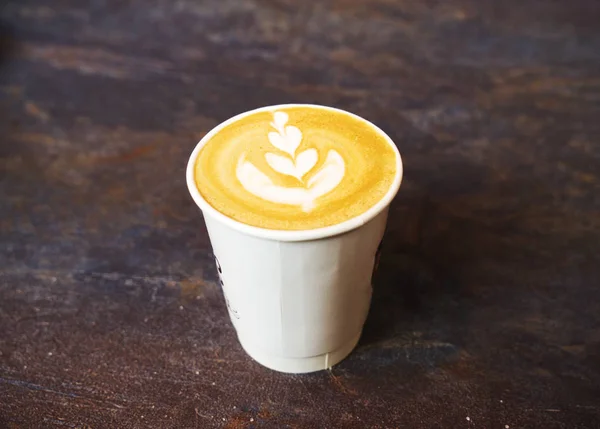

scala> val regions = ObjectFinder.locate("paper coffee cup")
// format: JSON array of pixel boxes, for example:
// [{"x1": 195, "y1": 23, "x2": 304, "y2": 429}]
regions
[{"x1": 186, "y1": 104, "x2": 403, "y2": 373}]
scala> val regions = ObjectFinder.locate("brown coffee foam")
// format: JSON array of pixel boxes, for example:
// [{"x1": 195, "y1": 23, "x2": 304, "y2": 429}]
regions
[{"x1": 194, "y1": 106, "x2": 397, "y2": 230}]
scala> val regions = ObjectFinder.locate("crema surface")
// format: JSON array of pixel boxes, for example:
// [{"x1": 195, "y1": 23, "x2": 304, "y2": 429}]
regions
[{"x1": 194, "y1": 106, "x2": 397, "y2": 230}]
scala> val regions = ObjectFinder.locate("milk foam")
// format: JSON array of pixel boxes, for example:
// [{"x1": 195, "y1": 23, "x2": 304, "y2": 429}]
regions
[
  {"x1": 236, "y1": 111, "x2": 345, "y2": 212},
  {"x1": 194, "y1": 106, "x2": 398, "y2": 231}
]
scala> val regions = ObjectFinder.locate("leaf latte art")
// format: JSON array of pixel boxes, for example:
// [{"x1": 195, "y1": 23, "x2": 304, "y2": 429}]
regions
[
  {"x1": 236, "y1": 111, "x2": 345, "y2": 212},
  {"x1": 194, "y1": 106, "x2": 398, "y2": 230}
]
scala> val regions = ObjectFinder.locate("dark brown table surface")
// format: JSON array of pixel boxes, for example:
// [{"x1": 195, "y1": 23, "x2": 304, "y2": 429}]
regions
[{"x1": 1, "y1": 0, "x2": 600, "y2": 428}]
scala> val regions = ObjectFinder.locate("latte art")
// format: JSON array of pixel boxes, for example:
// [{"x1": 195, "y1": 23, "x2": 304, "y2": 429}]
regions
[
  {"x1": 193, "y1": 105, "x2": 398, "y2": 230},
  {"x1": 236, "y1": 111, "x2": 345, "y2": 211}
]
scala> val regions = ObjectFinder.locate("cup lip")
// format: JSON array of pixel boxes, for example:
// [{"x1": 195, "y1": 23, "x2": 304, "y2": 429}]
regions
[{"x1": 186, "y1": 103, "x2": 403, "y2": 242}]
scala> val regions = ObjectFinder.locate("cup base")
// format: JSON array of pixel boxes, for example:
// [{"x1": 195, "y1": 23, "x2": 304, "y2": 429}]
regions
[{"x1": 237, "y1": 331, "x2": 362, "y2": 374}]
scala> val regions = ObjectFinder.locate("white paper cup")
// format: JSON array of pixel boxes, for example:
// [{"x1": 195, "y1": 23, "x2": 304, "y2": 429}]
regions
[{"x1": 186, "y1": 104, "x2": 403, "y2": 373}]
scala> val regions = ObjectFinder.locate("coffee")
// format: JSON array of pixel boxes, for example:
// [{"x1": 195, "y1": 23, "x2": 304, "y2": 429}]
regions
[{"x1": 193, "y1": 105, "x2": 398, "y2": 230}]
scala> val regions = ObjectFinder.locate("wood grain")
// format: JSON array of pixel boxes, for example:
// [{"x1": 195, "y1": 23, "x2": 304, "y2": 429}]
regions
[{"x1": 1, "y1": 0, "x2": 600, "y2": 427}]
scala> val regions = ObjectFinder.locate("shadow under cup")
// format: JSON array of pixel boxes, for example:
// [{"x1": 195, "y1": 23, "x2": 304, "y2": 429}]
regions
[{"x1": 186, "y1": 104, "x2": 403, "y2": 373}]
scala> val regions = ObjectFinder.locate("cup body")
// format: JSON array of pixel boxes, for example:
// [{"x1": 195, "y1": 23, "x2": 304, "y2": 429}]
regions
[{"x1": 187, "y1": 104, "x2": 403, "y2": 373}]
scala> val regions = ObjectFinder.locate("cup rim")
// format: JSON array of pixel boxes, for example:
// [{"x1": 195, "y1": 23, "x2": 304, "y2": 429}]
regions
[{"x1": 186, "y1": 103, "x2": 403, "y2": 242}]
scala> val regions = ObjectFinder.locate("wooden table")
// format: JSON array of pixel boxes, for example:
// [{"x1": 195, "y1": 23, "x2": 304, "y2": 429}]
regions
[{"x1": 1, "y1": 1, "x2": 599, "y2": 427}]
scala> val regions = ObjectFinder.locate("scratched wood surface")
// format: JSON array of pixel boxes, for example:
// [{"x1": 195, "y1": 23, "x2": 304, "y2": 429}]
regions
[{"x1": 1, "y1": 0, "x2": 600, "y2": 428}]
